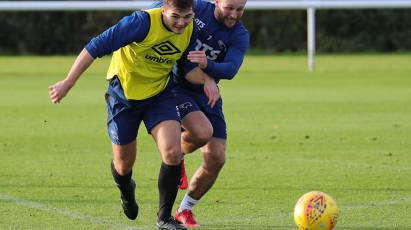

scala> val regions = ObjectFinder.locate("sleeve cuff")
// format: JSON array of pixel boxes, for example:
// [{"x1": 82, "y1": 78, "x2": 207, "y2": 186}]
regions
[
  {"x1": 84, "y1": 43, "x2": 98, "y2": 59},
  {"x1": 204, "y1": 60, "x2": 217, "y2": 78}
]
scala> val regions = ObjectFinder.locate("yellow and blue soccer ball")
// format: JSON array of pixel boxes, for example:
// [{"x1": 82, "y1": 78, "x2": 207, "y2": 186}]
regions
[{"x1": 294, "y1": 191, "x2": 339, "y2": 230}]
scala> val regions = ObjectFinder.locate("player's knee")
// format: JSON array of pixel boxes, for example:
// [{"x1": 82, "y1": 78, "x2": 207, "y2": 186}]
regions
[
  {"x1": 160, "y1": 145, "x2": 182, "y2": 165},
  {"x1": 196, "y1": 131, "x2": 213, "y2": 146}
]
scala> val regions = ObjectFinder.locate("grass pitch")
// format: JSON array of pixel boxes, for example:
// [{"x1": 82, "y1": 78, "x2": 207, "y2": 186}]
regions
[{"x1": 0, "y1": 54, "x2": 410, "y2": 229}]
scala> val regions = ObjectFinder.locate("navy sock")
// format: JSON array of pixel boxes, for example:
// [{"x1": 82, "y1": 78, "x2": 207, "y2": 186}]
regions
[{"x1": 157, "y1": 162, "x2": 181, "y2": 221}]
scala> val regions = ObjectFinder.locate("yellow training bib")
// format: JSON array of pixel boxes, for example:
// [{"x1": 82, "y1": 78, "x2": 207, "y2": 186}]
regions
[{"x1": 107, "y1": 8, "x2": 193, "y2": 100}]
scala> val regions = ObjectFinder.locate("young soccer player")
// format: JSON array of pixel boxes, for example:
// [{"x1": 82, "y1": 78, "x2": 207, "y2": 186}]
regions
[{"x1": 49, "y1": 1, "x2": 195, "y2": 229}]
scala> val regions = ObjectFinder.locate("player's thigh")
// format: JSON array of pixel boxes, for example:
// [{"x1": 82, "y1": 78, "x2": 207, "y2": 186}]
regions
[
  {"x1": 182, "y1": 111, "x2": 213, "y2": 139},
  {"x1": 144, "y1": 86, "x2": 182, "y2": 157},
  {"x1": 106, "y1": 94, "x2": 143, "y2": 144},
  {"x1": 143, "y1": 86, "x2": 181, "y2": 134},
  {"x1": 194, "y1": 94, "x2": 226, "y2": 139},
  {"x1": 151, "y1": 120, "x2": 182, "y2": 165},
  {"x1": 206, "y1": 112, "x2": 227, "y2": 140}
]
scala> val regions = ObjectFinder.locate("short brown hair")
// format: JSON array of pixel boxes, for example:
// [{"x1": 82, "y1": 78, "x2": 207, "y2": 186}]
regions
[{"x1": 164, "y1": 0, "x2": 194, "y2": 11}]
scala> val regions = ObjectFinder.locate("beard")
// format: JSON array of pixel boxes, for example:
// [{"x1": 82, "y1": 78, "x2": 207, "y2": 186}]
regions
[{"x1": 215, "y1": 7, "x2": 240, "y2": 28}]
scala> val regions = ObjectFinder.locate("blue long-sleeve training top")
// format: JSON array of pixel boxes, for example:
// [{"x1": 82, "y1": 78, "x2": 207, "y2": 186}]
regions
[
  {"x1": 151, "y1": 0, "x2": 250, "y2": 90},
  {"x1": 84, "y1": 11, "x2": 150, "y2": 59}
]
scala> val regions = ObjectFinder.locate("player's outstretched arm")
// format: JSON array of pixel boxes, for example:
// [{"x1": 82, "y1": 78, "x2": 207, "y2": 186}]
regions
[{"x1": 48, "y1": 49, "x2": 94, "y2": 104}]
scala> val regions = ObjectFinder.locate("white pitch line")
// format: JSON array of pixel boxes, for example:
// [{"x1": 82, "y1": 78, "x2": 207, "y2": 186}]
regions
[
  {"x1": 2, "y1": 193, "x2": 410, "y2": 229},
  {"x1": 0, "y1": 194, "x2": 148, "y2": 230}
]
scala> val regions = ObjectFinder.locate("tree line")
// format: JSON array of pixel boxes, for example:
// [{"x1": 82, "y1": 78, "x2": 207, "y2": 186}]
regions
[{"x1": 1, "y1": 9, "x2": 410, "y2": 54}]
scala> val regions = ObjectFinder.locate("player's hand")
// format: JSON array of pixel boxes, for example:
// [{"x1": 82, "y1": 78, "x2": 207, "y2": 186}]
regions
[
  {"x1": 48, "y1": 79, "x2": 74, "y2": 104},
  {"x1": 187, "y1": 50, "x2": 208, "y2": 69},
  {"x1": 203, "y1": 76, "x2": 220, "y2": 108}
]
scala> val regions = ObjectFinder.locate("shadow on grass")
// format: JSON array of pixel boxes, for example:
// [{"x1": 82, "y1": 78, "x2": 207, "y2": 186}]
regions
[
  {"x1": 338, "y1": 228, "x2": 411, "y2": 230},
  {"x1": 200, "y1": 225, "x2": 411, "y2": 230},
  {"x1": 200, "y1": 224, "x2": 294, "y2": 229}
]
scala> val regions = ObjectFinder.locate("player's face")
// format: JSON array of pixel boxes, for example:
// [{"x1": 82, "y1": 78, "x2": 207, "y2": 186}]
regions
[
  {"x1": 214, "y1": 0, "x2": 246, "y2": 28},
  {"x1": 162, "y1": 6, "x2": 194, "y2": 34}
]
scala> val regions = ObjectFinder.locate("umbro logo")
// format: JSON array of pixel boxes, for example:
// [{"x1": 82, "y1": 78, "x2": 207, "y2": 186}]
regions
[{"x1": 152, "y1": 41, "x2": 181, "y2": 55}]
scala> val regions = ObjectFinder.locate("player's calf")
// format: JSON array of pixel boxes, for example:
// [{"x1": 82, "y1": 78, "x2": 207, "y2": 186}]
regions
[{"x1": 111, "y1": 161, "x2": 139, "y2": 220}]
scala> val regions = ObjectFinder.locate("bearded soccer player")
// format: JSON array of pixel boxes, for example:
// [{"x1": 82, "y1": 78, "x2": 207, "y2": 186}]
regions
[
  {"x1": 151, "y1": 0, "x2": 249, "y2": 227},
  {"x1": 48, "y1": 1, "x2": 195, "y2": 229}
]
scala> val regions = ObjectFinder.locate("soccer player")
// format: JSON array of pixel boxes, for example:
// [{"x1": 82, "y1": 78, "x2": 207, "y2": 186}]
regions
[
  {"x1": 48, "y1": 1, "x2": 195, "y2": 229},
  {"x1": 151, "y1": 0, "x2": 249, "y2": 227}
]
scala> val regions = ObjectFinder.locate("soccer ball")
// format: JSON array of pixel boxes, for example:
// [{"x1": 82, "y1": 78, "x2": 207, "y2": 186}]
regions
[{"x1": 293, "y1": 191, "x2": 339, "y2": 230}]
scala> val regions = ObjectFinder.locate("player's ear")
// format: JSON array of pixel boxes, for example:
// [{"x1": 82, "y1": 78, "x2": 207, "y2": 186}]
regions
[{"x1": 161, "y1": 3, "x2": 169, "y2": 14}]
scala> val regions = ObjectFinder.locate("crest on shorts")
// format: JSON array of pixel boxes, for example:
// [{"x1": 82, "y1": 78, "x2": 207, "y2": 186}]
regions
[{"x1": 179, "y1": 102, "x2": 193, "y2": 109}]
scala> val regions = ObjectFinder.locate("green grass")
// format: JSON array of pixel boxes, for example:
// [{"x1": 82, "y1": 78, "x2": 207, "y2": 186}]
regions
[{"x1": 1, "y1": 54, "x2": 410, "y2": 229}]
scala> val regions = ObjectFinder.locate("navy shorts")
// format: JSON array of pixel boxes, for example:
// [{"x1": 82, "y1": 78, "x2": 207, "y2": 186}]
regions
[
  {"x1": 173, "y1": 84, "x2": 227, "y2": 139},
  {"x1": 106, "y1": 77, "x2": 180, "y2": 145}
]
